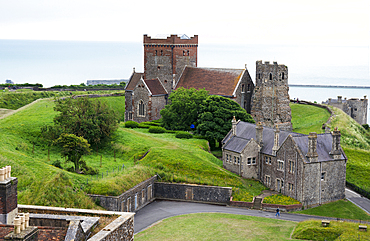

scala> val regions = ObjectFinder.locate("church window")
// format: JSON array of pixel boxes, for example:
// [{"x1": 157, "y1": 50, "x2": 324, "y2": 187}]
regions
[
  {"x1": 129, "y1": 112, "x2": 133, "y2": 120},
  {"x1": 160, "y1": 50, "x2": 163, "y2": 56},
  {"x1": 138, "y1": 100, "x2": 145, "y2": 117},
  {"x1": 187, "y1": 50, "x2": 190, "y2": 56},
  {"x1": 183, "y1": 50, "x2": 185, "y2": 56},
  {"x1": 237, "y1": 157, "x2": 240, "y2": 165},
  {"x1": 155, "y1": 50, "x2": 157, "y2": 56},
  {"x1": 269, "y1": 73, "x2": 273, "y2": 80},
  {"x1": 234, "y1": 156, "x2": 237, "y2": 164},
  {"x1": 241, "y1": 84, "x2": 245, "y2": 93}
]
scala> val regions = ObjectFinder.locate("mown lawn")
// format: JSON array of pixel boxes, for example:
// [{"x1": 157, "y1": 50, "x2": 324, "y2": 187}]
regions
[
  {"x1": 295, "y1": 199, "x2": 370, "y2": 221},
  {"x1": 135, "y1": 213, "x2": 299, "y2": 241}
]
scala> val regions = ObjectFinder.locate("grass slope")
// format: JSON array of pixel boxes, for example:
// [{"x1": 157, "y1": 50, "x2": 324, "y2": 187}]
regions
[
  {"x1": 291, "y1": 102, "x2": 330, "y2": 134},
  {"x1": 135, "y1": 213, "x2": 298, "y2": 241}
]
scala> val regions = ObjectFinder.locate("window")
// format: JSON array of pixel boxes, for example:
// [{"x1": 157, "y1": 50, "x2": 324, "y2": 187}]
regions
[
  {"x1": 234, "y1": 156, "x2": 237, "y2": 164},
  {"x1": 237, "y1": 157, "x2": 240, "y2": 165},
  {"x1": 269, "y1": 157, "x2": 272, "y2": 165},
  {"x1": 155, "y1": 50, "x2": 157, "y2": 56},
  {"x1": 288, "y1": 183, "x2": 294, "y2": 191},
  {"x1": 258, "y1": 73, "x2": 261, "y2": 79},
  {"x1": 226, "y1": 154, "x2": 229, "y2": 162},
  {"x1": 282, "y1": 72, "x2": 285, "y2": 80},
  {"x1": 147, "y1": 185, "x2": 152, "y2": 200},
  {"x1": 269, "y1": 73, "x2": 273, "y2": 80},
  {"x1": 321, "y1": 172, "x2": 326, "y2": 181},
  {"x1": 265, "y1": 156, "x2": 268, "y2": 164},
  {"x1": 289, "y1": 161, "x2": 295, "y2": 173},
  {"x1": 127, "y1": 197, "x2": 131, "y2": 212},
  {"x1": 183, "y1": 50, "x2": 185, "y2": 56},
  {"x1": 187, "y1": 50, "x2": 190, "y2": 56},
  {"x1": 160, "y1": 50, "x2": 163, "y2": 56},
  {"x1": 277, "y1": 160, "x2": 284, "y2": 170},
  {"x1": 265, "y1": 175, "x2": 271, "y2": 186},
  {"x1": 138, "y1": 100, "x2": 145, "y2": 117},
  {"x1": 252, "y1": 157, "x2": 256, "y2": 164},
  {"x1": 247, "y1": 158, "x2": 251, "y2": 165},
  {"x1": 247, "y1": 84, "x2": 251, "y2": 91},
  {"x1": 241, "y1": 84, "x2": 245, "y2": 93},
  {"x1": 129, "y1": 112, "x2": 133, "y2": 120},
  {"x1": 142, "y1": 189, "x2": 145, "y2": 203}
]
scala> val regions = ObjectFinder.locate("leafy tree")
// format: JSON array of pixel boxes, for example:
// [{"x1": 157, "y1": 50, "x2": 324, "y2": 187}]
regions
[
  {"x1": 52, "y1": 97, "x2": 119, "y2": 146},
  {"x1": 160, "y1": 87, "x2": 209, "y2": 130},
  {"x1": 196, "y1": 95, "x2": 255, "y2": 148},
  {"x1": 55, "y1": 133, "x2": 90, "y2": 173}
]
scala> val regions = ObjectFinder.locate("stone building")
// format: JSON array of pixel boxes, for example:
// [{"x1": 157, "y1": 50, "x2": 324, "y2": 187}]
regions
[
  {"x1": 86, "y1": 79, "x2": 127, "y2": 86},
  {"x1": 322, "y1": 96, "x2": 368, "y2": 125},
  {"x1": 251, "y1": 60, "x2": 292, "y2": 131},
  {"x1": 125, "y1": 34, "x2": 291, "y2": 128},
  {"x1": 222, "y1": 118, "x2": 347, "y2": 207}
]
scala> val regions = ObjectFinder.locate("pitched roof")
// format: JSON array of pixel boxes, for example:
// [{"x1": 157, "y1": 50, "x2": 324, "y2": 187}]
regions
[
  {"x1": 176, "y1": 67, "x2": 244, "y2": 96},
  {"x1": 223, "y1": 121, "x2": 346, "y2": 162},
  {"x1": 125, "y1": 72, "x2": 144, "y2": 91},
  {"x1": 143, "y1": 79, "x2": 167, "y2": 96}
]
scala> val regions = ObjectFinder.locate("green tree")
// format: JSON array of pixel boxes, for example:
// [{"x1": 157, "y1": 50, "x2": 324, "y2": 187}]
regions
[
  {"x1": 160, "y1": 87, "x2": 209, "y2": 130},
  {"x1": 55, "y1": 133, "x2": 90, "y2": 173},
  {"x1": 52, "y1": 97, "x2": 119, "y2": 147},
  {"x1": 196, "y1": 95, "x2": 255, "y2": 148}
]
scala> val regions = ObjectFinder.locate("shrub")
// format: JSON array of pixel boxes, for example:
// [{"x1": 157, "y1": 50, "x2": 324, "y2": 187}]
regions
[
  {"x1": 148, "y1": 126, "x2": 166, "y2": 133},
  {"x1": 193, "y1": 135, "x2": 207, "y2": 140},
  {"x1": 165, "y1": 130, "x2": 177, "y2": 134},
  {"x1": 52, "y1": 160, "x2": 63, "y2": 169},
  {"x1": 140, "y1": 121, "x2": 162, "y2": 127},
  {"x1": 138, "y1": 123, "x2": 151, "y2": 129},
  {"x1": 125, "y1": 121, "x2": 139, "y2": 128},
  {"x1": 363, "y1": 124, "x2": 369, "y2": 131},
  {"x1": 175, "y1": 131, "x2": 193, "y2": 139}
]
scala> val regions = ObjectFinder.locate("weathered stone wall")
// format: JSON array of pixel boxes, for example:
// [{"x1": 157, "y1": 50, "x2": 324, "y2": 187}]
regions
[
  {"x1": 132, "y1": 79, "x2": 150, "y2": 123},
  {"x1": 87, "y1": 216, "x2": 134, "y2": 241},
  {"x1": 89, "y1": 176, "x2": 157, "y2": 212},
  {"x1": 154, "y1": 182, "x2": 232, "y2": 205},
  {"x1": 124, "y1": 91, "x2": 133, "y2": 121},
  {"x1": 320, "y1": 160, "x2": 346, "y2": 204},
  {"x1": 148, "y1": 95, "x2": 167, "y2": 121},
  {"x1": 251, "y1": 60, "x2": 292, "y2": 131},
  {"x1": 302, "y1": 162, "x2": 321, "y2": 207},
  {"x1": 241, "y1": 141, "x2": 259, "y2": 179},
  {"x1": 347, "y1": 97, "x2": 368, "y2": 125},
  {"x1": 223, "y1": 150, "x2": 241, "y2": 175}
]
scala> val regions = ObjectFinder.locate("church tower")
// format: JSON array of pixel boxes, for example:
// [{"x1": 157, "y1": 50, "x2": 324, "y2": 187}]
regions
[
  {"x1": 143, "y1": 34, "x2": 198, "y2": 93},
  {"x1": 251, "y1": 61, "x2": 292, "y2": 131}
]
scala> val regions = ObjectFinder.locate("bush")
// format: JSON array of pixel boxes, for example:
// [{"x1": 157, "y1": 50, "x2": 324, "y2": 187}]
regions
[
  {"x1": 148, "y1": 126, "x2": 166, "y2": 133},
  {"x1": 165, "y1": 130, "x2": 177, "y2": 134},
  {"x1": 363, "y1": 124, "x2": 369, "y2": 131},
  {"x1": 140, "y1": 121, "x2": 162, "y2": 127},
  {"x1": 125, "y1": 121, "x2": 139, "y2": 128},
  {"x1": 193, "y1": 135, "x2": 207, "y2": 140},
  {"x1": 138, "y1": 123, "x2": 151, "y2": 129},
  {"x1": 175, "y1": 131, "x2": 193, "y2": 139},
  {"x1": 52, "y1": 160, "x2": 63, "y2": 169}
]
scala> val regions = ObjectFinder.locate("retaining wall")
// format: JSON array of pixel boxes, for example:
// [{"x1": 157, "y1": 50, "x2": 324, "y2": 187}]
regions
[{"x1": 154, "y1": 182, "x2": 232, "y2": 205}]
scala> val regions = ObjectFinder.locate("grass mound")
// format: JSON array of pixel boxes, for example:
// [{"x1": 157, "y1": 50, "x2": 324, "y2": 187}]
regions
[
  {"x1": 292, "y1": 220, "x2": 370, "y2": 241},
  {"x1": 291, "y1": 102, "x2": 330, "y2": 134}
]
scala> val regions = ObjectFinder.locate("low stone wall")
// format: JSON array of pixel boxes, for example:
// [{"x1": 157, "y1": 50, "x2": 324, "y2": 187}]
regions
[
  {"x1": 89, "y1": 175, "x2": 157, "y2": 212},
  {"x1": 229, "y1": 201, "x2": 254, "y2": 208},
  {"x1": 154, "y1": 182, "x2": 232, "y2": 205}
]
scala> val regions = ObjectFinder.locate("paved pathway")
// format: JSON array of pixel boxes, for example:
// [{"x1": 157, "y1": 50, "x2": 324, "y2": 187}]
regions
[
  {"x1": 134, "y1": 189, "x2": 370, "y2": 234},
  {"x1": 346, "y1": 188, "x2": 370, "y2": 214}
]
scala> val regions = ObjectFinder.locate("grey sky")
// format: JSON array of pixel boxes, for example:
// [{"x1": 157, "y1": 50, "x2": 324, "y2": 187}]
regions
[{"x1": 1, "y1": 0, "x2": 369, "y2": 45}]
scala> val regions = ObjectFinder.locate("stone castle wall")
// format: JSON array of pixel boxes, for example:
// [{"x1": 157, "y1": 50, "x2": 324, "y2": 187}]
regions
[{"x1": 251, "y1": 61, "x2": 292, "y2": 131}]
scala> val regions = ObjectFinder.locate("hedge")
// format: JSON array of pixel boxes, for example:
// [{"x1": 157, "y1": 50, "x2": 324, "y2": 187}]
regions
[
  {"x1": 175, "y1": 131, "x2": 193, "y2": 139},
  {"x1": 148, "y1": 126, "x2": 166, "y2": 133}
]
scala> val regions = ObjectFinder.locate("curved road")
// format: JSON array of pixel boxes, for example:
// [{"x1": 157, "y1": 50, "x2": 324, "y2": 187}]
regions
[{"x1": 134, "y1": 188, "x2": 370, "y2": 234}]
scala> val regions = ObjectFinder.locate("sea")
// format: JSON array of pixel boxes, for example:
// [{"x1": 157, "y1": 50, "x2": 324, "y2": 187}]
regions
[{"x1": 1, "y1": 39, "x2": 369, "y2": 123}]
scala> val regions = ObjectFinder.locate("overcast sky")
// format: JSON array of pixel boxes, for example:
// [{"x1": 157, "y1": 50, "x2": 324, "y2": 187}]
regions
[{"x1": 1, "y1": 0, "x2": 369, "y2": 46}]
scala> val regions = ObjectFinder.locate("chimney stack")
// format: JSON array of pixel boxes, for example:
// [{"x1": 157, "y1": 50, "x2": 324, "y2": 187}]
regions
[
  {"x1": 0, "y1": 165, "x2": 17, "y2": 224},
  {"x1": 306, "y1": 132, "x2": 318, "y2": 162},
  {"x1": 330, "y1": 127, "x2": 342, "y2": 159},
  {"x1": 231, "y1": 116, "x2": 237, "y2": 136},
  {"x1": 256, "y1": 122, "x2": 263, "y2": 147},
  {"x1": 272, "y1": 125, "x2": 280, "y2": 156}
]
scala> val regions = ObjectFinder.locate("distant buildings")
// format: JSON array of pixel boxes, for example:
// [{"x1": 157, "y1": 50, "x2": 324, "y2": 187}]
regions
[
  {"x1": 322, "y1": 96, "x2": 368, "y2": 125},
  {"x1": 86, "y1": 79, "x2": 127, "y2": 86},
  {"x1": 5, "y1": 79, "x2": 14, "y2": 84}
]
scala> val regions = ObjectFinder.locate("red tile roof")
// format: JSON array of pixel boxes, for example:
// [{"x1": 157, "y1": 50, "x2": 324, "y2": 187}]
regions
[
  {"x1": 144, "y1": 79, "x2": 168, "y2": 95},
  {"x1": 176, "y1": 67, "x2": 244, "y2": 96},
  {"x1": 125, "y1": 72, "x2": 144, "y2": 91}
]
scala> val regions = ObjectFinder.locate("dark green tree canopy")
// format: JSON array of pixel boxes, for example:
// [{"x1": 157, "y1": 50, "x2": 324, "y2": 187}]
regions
[
  {"x1": 196, "y1": 95, "x2": 255, "y2": 143},
  {"x1": 55, "y1": 133, "x2": 90, "y2": 173},
  {"x1": 51, "y1": 97, "x2": 119, "y2": 146},
  {"x1": 160, "y1": 87, "x2": 209, "y2": 131}
]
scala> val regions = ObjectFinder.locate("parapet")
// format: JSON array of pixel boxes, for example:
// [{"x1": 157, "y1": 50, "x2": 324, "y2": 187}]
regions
[{"x1": 143, "y1": 34, "x2": 198, "y2": 45}]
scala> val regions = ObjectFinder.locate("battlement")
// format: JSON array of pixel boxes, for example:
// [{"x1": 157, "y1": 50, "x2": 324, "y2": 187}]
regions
[
  {"x1": 256, "y1": 60, "x2": 286, "y2": 67},
  {"x1": 143, "y1": 34, "x2": 198, "y2": 46}
]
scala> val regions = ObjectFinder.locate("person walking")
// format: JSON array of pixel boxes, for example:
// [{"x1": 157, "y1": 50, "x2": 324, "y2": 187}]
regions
[{"x1": 275, "y1": 207, "x2": 280, "y2": 217}]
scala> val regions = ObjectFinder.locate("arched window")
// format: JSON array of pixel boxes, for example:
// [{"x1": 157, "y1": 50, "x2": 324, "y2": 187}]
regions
[
  {"x1": 183, "y1": 50, "x2": 185, "y2": 56},
  {"x1": 258, "y1": 73, "x2": 261, "y2": 79},
  {"x1": 282, "y1": 72, "x2": 285, "y2": 80},
  {"x1": 269, "y1": 73, "x2": 273, "y2": 80},
  {"x1": 155, "y1": 50, "x2": 157, "y2": 56},
  {"x1": 160, "y1": 50, "x2": 163, "y2": 56},
  {"x1": 138, "y1": 100, "x2": 145, "y2": 117},
  {"x1": 187, "y1": 50, "x2": 190, "y2": 56}
]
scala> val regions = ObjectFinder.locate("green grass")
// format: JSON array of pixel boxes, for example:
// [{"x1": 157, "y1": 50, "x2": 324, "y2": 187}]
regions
[
  {"x1": 295, "y1": 200, "x2": 370, "y2": 221},
  {"x1": 135, "y1": 213, "x2": 299, "y2": 241},
  {"x1": 291, "y1": 103, "x2": 330, "y2": 134},
  {"x1": 292, "y1": 219, "x2": 370, "y2": 241},
  {"x1": 263, "y1": 194, "x2": 300, "y2": 205},
  {"x1": 343, "y1": 147, "x2": 370, "y2": 193}
]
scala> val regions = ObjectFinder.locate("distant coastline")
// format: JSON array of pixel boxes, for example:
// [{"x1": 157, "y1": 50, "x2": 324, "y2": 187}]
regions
[{"x1": 290, "y1": 84, "x2": 370, "y2": 89}]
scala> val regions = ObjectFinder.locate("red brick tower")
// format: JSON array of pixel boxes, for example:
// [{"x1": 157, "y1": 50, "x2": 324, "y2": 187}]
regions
[{"x1": 143, "y1": 34, "x2": 198, "y2": 93}]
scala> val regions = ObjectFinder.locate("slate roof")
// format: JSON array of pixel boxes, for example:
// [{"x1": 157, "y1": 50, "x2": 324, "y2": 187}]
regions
[
  {"x1": 223, "y1": 121, "x2": 346, "y2": 162},
  {"x1": 125, "y1": 72, "x2": 144, "y2": 91},
  {"x1": 176, "y1": 67, "x2": 244, "y2": 96},
  {"x1": 143, "y1": 79, "x2": 168, "y2": 96}
]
